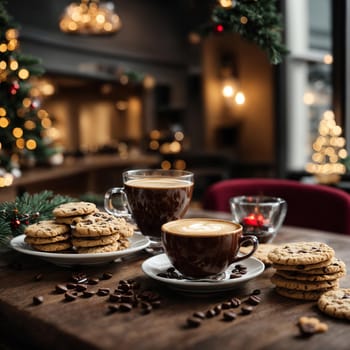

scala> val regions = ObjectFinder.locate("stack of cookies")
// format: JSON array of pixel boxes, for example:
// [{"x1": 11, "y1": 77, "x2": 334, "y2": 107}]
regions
[
  {"x1": 268, "y1": 241, "x2": 347, "y2": 301},
  {"x1": 24, "y1": 220, "x2": 72, "y2": 252},
  {"x1": 24, "y1": 201, "x2": 134, "y2": 254},
  {"x1": 71, "y1": 211, "x2": 134, "y2": 254}
]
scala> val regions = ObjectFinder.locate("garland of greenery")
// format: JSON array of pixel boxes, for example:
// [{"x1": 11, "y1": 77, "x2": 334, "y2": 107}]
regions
[
  {"x1": 0, "y1": 191, "x2": 73, "y2": 247},
  {"x1": 202, "y1": 0, "x2": 288, "y2": 65}
]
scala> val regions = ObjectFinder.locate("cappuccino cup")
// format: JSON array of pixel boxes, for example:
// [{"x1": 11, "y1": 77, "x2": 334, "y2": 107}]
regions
[
  {"x1": 104, "y1": 169, "x2": 194, "y2": 245},
  {"x1": 161, "y1": 218, "x2": 258, "y2": 279}
]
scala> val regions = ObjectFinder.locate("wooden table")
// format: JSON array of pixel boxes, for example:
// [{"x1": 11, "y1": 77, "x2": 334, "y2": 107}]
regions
[{"x1": 1, "y1": 210, "x2": 350, "y2": 350}]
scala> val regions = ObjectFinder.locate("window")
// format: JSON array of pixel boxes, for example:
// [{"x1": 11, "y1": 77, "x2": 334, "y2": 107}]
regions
[{"x1": 284, "y1": 0, "x2": 333, "y2": 173}]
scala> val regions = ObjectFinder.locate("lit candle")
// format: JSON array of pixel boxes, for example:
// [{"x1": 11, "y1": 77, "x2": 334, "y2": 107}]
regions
[{"x1": 243, "y1": 213, "x2": 265, "y2": 227}]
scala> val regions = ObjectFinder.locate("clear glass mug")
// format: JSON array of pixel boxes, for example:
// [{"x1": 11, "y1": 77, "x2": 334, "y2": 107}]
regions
[{"x1": 104, "y1": 169, "x2": 194, "y2": 248}]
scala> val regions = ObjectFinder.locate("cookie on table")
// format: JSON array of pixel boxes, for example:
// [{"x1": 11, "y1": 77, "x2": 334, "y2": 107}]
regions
[
  {"x1": 275, "y1": 286, "x2": 338, "y2": 301},
  {"x1": 53, "y1": 201, "x2": 97, "y2": 220},
  {"x1": 318, "y1": 288, "x2": 350, "y2": 320},
  {"x1": 268, "y1": 242, "x2": 335, "y2": 266},
  {"x1": 275, "y1": 269, "x2": 346, "y2": 282},
  {"x1": 25, "y1": 220, "x2": 70, "y2": 238},
  {"x1": 240, "y1": 243, "x2": 279, "y2": 266},
  {"x1": 271, "y1": 273, "x2": 339, "y2": 291},
  {"x1": 297, "y1": 316, "x2": 328, "y2": 335}
]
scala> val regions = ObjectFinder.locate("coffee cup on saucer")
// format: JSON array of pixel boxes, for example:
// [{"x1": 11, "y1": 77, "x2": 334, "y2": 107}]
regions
[{"x1": 161, "y1": 218, "x2": 258, "y2": 279}]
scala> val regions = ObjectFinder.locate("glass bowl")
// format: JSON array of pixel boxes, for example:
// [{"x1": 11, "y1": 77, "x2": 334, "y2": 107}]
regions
[{"x1": 230, "y1": 195, "x2": 287, "y2": 243}]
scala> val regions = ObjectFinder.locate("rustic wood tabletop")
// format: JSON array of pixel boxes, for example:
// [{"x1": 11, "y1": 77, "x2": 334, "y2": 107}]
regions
[{"x1": 1, "y1": 211, "x2": 350, "y2": 350}]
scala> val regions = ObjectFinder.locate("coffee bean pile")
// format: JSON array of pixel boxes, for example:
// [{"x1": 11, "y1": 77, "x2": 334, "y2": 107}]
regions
[
  {"x1": 185, "y1": 289, "x2": 262, "y2": 328},
  {"x1": 31, "y1": 271, "x2": 161, "y2": 316},
  {"x1": 157, "y1": 264, "x2": 248, "y2": 280}
]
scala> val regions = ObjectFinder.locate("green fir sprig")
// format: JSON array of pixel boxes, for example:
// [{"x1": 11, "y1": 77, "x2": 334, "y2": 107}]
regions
[
  {"x1": 0, "y1": 191, "x2": 74, "y2": 247},
  {"x1": 202, "y1": 0, "x2": 289, "y2": 65}
]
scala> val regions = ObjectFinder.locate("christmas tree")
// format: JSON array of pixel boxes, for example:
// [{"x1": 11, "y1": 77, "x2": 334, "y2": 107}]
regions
[
  {"x1": 306, "y1": 111, "x2": 347, "y2": 184},
  {"x1": 0, "y1": 0, "x2": 59, "y2": 186}
]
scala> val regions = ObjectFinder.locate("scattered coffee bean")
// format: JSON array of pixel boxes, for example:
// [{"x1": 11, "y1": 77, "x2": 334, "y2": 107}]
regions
[
  {"x1": 221, "y1": 301, "x2": 232, "y2": 310},
  {"x1": 230, "y1": 297, "x2": 241, "y2": 308},
  {"x1": 55, "y1": 284, "x2": 68, "y2": 294},
  {"x1": 71, "y1": 272, "x2": 88, "y2": 284},
  {"x1": 223, "y1": 311, "x2": 237, "y2": 321},
  {"x1": 66, "y1": 283, "x2": 77, "y2": 290},
  {"x1": 156, "y1": 267, "x2": 185, "y2": 280},
  {"x1": 247, "y1": 295, "x2": 261, "y2": 305},
  {"x1": 187, "y1": 317, "x2": 202, "y2": 328},
  {"x1": 140, "y1": 302, "x2": 153, "y2": 314},
  {"x1": 82, "y1": 290, "x2": 96, "y2": 298},
  {"x1": 97, "y1": 288, "x2": 110, "y2": 296},
  {"x1": 88, "y1": 278, "x2": 99, "y2": 285},
  {"x1": 64, "y1": 292, "x2": 77, "y2": 302},
  {"x1": 157, "y1": 272, "x2": 168, "y2": 278},
  {"x1": 252, "y1": 289, "x2": 261, "y2": 295},
  {"x1": 34, "y1": 273, "x2": 43, "y2": 281},
  {"x1": 193, "y1": 311, "x2": 206, "y2": 319},
  {"x1": 119, "y1": 303, "x2": 133, "y2": 312},
  {"x1": 108, "y1": 304, "x2": 120, "y2": 313},
  {"x1": 33, "y1": 295, "x2": 44, "y2": 305},
  {"x1": 109, "y1": 293, "x2": 122, "y2": 302},
  {"x1": 206, "y1": 309, "x2": 216, "y2": 318},
  {"x1": 76, "y1": 284, "x2": 88, "y2": 292},
  {"x1": 230, "y1": 272, "x2": 242, "y2": 279},
  {"x1": 119, "y1": 283, "x2": 131, "y2": 292},
  {"x1": 213, "y1": 305, "x2": 222, "y2": 315},
  {"x1": 101, "y1": 272, "x2": 113, "y2": 280},
  {"x1": 121, "y1": 295, "x2": 134, "y2": 303},
  {"x1": 241, "y1": 305, "x2": 253, "y2": 315}
]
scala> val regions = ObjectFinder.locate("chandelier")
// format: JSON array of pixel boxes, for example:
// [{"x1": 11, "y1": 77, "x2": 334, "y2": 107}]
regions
[{"x1": 59, "y1": 0, "x2": 122, "y2": 35}]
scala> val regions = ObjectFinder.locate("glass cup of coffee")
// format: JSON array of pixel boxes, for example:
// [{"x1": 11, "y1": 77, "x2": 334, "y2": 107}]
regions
[
  {"x1": 161, "y1": 218, "x2": 258, "y2": 279},
  {"x1": 104, "y1": 169, "x2": 194, "y2": 249}
]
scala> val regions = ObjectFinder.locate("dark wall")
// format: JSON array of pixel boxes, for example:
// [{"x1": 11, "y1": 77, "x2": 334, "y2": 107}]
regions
[{"x1": 6, "y1": 0, "x2": 204, "y2": 108}]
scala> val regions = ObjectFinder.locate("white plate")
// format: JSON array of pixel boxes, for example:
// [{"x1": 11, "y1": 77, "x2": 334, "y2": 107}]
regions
[
  {"x1": 141, "y1": 254, "x2": 264, "y2": 295},
  {"x1": 10, "y1": 234, "x2": 150, "y2": 267}
]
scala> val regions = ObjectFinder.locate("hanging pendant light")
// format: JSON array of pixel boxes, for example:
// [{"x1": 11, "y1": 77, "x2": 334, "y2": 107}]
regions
[{"x1": 59, "y1": 0, "x2": 122, "y2": 35}]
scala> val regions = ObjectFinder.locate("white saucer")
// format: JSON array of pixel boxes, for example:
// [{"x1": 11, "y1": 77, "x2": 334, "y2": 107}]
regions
[
  {"x1": 10, "y1": 234, "x2": 150, "y2": 267},
  {"x1": 141, "y1": 254, "x2": 264, "y2": 295}
]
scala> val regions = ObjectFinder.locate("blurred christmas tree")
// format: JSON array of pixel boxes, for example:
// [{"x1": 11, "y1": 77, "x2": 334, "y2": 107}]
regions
[
  {"x1": 306, "y1": 111, "x2": 348, "y2": 184},
  {"x1": 0, "y1": 0, "x2": 61, "y2": 186}
]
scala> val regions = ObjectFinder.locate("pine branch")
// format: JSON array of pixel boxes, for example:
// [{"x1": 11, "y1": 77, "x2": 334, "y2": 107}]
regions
[
  {"x1": 0, "y1": 191, "x2": 75, "y2": 247},
  {"x1": 202, "y1": 0, "x2": 288, "y2": 65}
]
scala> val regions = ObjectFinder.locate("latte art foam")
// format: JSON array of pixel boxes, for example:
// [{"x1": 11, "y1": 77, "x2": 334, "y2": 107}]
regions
[{"x1": 163, "y1": 219, "x2": 240, "y2": 236}]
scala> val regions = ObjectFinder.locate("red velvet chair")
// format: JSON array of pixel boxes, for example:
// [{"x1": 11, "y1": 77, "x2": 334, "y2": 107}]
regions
[{"x1": 202, "y1": 178, "x2": 350, "y2": 235}]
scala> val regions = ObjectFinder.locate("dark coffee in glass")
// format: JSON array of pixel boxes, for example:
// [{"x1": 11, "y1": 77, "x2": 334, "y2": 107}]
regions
[{"x1": 104, "y1": 169, "x2": 194, "y2": 247}]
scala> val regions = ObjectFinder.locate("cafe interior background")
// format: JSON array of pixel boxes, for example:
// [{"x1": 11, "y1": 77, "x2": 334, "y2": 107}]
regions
[{"x1": 0, "y1": 0, "x2": 347, "y2": 205}]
